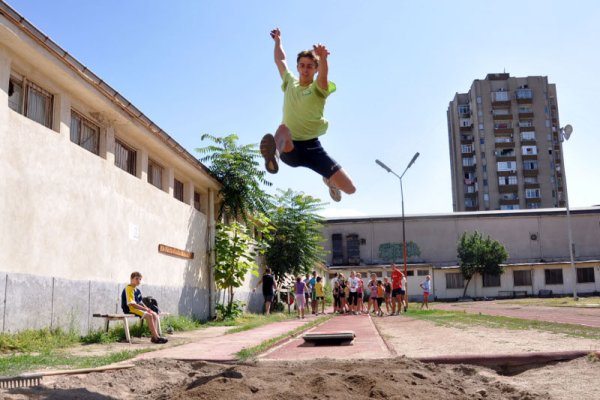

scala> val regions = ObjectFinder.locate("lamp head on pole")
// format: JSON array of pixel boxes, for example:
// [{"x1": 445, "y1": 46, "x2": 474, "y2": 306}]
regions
[
  {"x1": 407, "y1": 152, "x2": 420, "y2": 169},
  {"x1": 375, "y1": 159, "x2": 392, "y2": 173}
]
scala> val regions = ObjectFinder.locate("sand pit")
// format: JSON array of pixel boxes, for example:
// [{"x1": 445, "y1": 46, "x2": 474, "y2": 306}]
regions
[{"x1": 1, "y1": 358, "x2": 553, "y2": 400}]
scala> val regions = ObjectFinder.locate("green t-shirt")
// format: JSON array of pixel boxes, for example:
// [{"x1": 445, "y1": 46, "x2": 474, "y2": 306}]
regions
[{"x1": 281, "y1": 70, "x2": 336, "y2": 141}]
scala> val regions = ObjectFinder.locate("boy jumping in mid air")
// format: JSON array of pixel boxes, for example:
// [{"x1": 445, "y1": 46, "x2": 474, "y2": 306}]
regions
[{"x1": 261, "y1": 28, "x2": 356, "y2": 202}]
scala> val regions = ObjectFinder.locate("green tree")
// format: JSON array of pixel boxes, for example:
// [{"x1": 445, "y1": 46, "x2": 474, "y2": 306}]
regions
[
  {"x1": 457, "y1": 231, "x2": 508, "y2": 297},
  {"x1": 196, "y1": 133, "x2": 272, "y2": 223},
  {"x1": 264, "y1": 189, "x2": 326, "y2": 285},
  {"x1": 197, "y1": 134, "x2": 274, "y2": 316},
  {"x1": 214, "y1": 216, "x2": 272, "y2": 315}
]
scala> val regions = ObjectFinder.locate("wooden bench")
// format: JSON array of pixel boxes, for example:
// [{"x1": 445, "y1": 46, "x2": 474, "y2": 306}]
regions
[{"x1": 92, "y1": 313, "x2": 170, "y2": 344}]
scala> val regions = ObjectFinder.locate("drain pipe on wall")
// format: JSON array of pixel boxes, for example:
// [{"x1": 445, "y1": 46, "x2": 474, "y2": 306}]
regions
[{"x1": 208, "y1": 189, "x2": 216, "y2": 319}]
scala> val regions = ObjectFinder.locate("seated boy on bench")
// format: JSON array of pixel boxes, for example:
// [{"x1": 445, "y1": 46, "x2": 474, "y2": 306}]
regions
[{"x1": 121, "y1": 271, "x2": 168, "y2": 344}]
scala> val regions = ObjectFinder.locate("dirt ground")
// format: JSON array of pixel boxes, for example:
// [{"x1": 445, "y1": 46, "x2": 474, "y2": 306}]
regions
[
  {"x1": 3, "y1": 358, "x2": 553, "y2": 400},
  {"x1": 2, "y1": 315, "x2": 599, "y2": 400}
]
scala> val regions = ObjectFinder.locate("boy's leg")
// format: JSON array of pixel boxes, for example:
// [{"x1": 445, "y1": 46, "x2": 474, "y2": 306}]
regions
[
  {"x1": 328, "y1": 168, "x2": 356, "y2": 195},
  {"x1": 274, "y1": 124, "x2": 294, "y2": 153}
]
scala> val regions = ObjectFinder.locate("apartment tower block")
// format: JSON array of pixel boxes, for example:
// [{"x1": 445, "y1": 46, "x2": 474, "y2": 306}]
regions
[{"x1": 447, "y1": 73, "x2": 565, "y2": 211}]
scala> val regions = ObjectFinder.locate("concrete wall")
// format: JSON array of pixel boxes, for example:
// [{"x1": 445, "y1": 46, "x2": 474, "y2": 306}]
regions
[{"x1": 0, "y1": 12, "x2": 220, "y2": 333}]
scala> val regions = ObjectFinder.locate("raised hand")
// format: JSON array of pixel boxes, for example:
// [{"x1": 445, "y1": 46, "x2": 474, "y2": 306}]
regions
[
  {"x1": 312, "y1": 43, "x2": 330, "y2": 59},
  {"x1": 270, "y1": 28, "x2": 281, "y2": 42}
]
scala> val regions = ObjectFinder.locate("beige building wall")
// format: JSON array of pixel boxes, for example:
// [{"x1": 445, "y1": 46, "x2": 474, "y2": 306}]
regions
[
  {"x1": 0, "y1": 5, "x2": 221, "y2": 332},
  {"x1": 448, "y1": 73, "x2": 565, "y2": 212},
  {"x1": 323, "y1": 209, "x2": 600, "y2": 300}
]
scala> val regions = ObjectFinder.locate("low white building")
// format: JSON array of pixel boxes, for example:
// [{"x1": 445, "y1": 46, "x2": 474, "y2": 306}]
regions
[
  {"x1": 322, "y1": 208, "x2": 600, "y2": 301},
  {"x1": 0, "y1": 2, "x2": 221, "y2": 333}
]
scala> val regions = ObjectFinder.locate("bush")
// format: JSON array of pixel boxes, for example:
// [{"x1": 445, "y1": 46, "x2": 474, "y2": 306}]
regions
[{"x1": 216, "y1": 301, "x2": 245, "y2": 320}]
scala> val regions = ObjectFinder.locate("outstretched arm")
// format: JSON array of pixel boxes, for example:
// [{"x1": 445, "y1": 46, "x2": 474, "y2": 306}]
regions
[
  {"x1": 271, "y1": 28, "x2": 288, "y2": 78},
  {"x1": 313, "y1": 43, "x2": 330, "y2": 91}
]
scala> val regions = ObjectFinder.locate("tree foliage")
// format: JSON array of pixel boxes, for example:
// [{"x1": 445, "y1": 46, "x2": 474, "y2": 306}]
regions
[
  {"x1": 196, "y1": 133, "x2": 272, "y2": 223},
  {"x1": 214, "y1": 216, "x2": 272, "y2": 314},
  {"x1": 264, "y1": 189, "x2": 326, "y2": 285},
  {"x1": 457, "y1": 231, "x2": 508, "y2": 297}
]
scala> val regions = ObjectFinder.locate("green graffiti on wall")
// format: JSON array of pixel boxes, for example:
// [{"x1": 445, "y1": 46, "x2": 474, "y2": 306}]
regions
[{"x1": 378, "y1": 242, "x2": 421, "y2": 262}]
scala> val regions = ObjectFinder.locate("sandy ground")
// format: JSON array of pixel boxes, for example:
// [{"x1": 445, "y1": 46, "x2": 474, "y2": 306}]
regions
[
  {"x1": 3, "y1": 358, "x2": 552, "y2": 400},
  {"x1": 2, "y1": 315, "x2": 599, "y2": 399}
]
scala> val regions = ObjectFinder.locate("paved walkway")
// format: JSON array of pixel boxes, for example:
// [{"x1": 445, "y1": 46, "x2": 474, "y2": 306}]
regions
[
  {"x1": 135, "y1": 314, "x2": 323, "y2": 362},
  {"x1": 261, "y1": 313, "x2": 391, "y2": 361},
  {"x1": 435, "y1": 301, "x2": 600, "y2": 327}
]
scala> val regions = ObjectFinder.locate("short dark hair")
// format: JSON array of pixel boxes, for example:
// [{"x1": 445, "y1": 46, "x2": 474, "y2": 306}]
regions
[
  {"x1": 317, "y1": 276, "x2": 322, "y2": 282},
  {"x1": 296, "y1": 50, "x2": 318, "y2": 67},
  {"x1": 130, "y1": 271, "x2": 142, "y2": 279},
  {"x1": 265, "y1": 268, "x2": 272, "y2": 274}
]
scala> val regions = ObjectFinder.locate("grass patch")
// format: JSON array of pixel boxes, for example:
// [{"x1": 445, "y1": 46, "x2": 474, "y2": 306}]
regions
[
  {"x1": 406, "y1": 309, "x2": 600, "y2": 340},
  {"x1": 0, "y1": 350, "x2": 145, "y2": 377},
  {"x1": 501, "y1": 296, "x2": 600, "y2": 308},
  {"x1": 236, "y1": 314, "x2": 331, "y2": 361},
  {"x1": 0, "y1": 328, "x2": 80, "y2": 353}
]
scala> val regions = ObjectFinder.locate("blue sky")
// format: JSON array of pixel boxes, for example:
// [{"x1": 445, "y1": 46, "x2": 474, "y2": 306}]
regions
[{"x1": 7, "y1": 0, "x2": 600, "y2": 217}]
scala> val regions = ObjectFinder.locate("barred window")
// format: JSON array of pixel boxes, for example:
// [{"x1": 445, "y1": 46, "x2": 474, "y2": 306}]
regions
[
  {"x1": 577, "y1": 268, "x2": 595, "y2": 284},
  {"x1": 482, "y1": 273, "x2": 501, "y2": 287},
  {"x1": 544, "y1": 269, "x2": 563, "y2": 285},
  {"x1": 174, "y1": 179, "x2": 184, "y2": 202},
  {"x1": 513, "y1": 270, "x2": 532, "y2": 286},
  {"x1": 417, "y1": 270, "x2": 429, "y2": 276},
  {"x1": 9, "y1": 76, "x2": 53, "y2": 129},
  {"x1": 147, "y1": 159, "x2": 163, "y2": 189},
  {"x1": 70, "y1": 110, "x2": 100, "y2": 155},
  {"x1": 115, "y1": 139, "x2": 136, "y2": 176},
  {"x1": 446, "y1": 272, "x2": 464, "y2": 289}
]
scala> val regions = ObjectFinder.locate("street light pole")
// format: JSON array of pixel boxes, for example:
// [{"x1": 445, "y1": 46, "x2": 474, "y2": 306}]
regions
[
  {"x1": 559, "y1": 125, "x2": 577, "y2": 300},
  {"x1": 376, "y1": 152, "x2": 420, "y2": 306}
]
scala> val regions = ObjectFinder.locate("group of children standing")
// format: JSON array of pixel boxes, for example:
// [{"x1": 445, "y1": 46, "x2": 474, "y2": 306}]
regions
[
  {"x1": 294, "y1": 271, "x2": 326, "y2": 319},
  {"x1": 292, "y1": 267, "x2": 432, "y2": 318}
]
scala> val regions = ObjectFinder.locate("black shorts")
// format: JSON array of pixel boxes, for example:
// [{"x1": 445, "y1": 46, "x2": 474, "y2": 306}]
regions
[
  {"x1": 280, "y1": 138, "x2": 341, "y2": 179},
  {"x1": 392, "y1": 288, "x2": 405, "y2": 297},
  {"x1": 263, "y1": 294, "x2": 274, "y2": 303},
  {"x1": 376, "y1": 298, "x2": 383, "y2": 307},
  {"x1": 348, "y1": 292, "x2": 358, "y2": 305}
]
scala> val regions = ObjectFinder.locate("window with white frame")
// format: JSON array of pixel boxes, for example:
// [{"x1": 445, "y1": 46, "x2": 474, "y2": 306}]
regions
[
  {"x1": 461, "y1": 144, "x2": 473, "y2": 153},
  {"x1": 513, "y1": 270, "x2": 532, "y2": 286},
  {"x1": 518, "y1": 106, "x2": 532, "y2": 113},
  {"x1": 545, "y1": 269, "x2": 563, "y2": 285},
  {"x1": 492, "y1": 91, "x2": 509, "y2": 101},
  {"x1": 497, "y1": 161, "x2": 516, "y2": 171},
  {"x1": 482, "y1": 273, "x2": 501, "y2": 287},
  {"x1": 500, "y1": 204, "x2": 520, "y2": 210},
  {"x1": 70, "y1": 110, "x2": 100, "y2": 155},
  {"x1": 516, "y1": 88, "x2": 533, "y2": 99},
  {"x1": 494, "y1": 122, "x2": 511, "y2": 129},
  {"x1": 524, "y1": 177, "x2": 538, "y2": 184},
  {"x1": 577, "y1": 268, "x2": 595, "y2": 284},
  {"x1": 521, "y1": 131, "x2": 536, "y2": 141},
  {"x1": 147, "y1": 159, "x2": 163, "y2": 189},
  {"x1": 519, "y1": 120, "x2": 534, "y2": 127},
  {"x1": 460, "y1": 118, "x2": 471, "y2": 127},
  {"x1": 525, "y1": 188, "x2": 541, "y2": 198},
  {"x1": 495, "y1": 137, "x2": 512, "y2": 143},
  {"x1": 522, "y1": 146, "x2": 537, "y2": 155},
  {"x1": 8, "y1": 75, "x2": 53, "y2": 129},
  {"x1": 526, "y1": 202, "x2": 540, "y2": 209},
  {"x1": 458, "y1": 104, "x2": 470, "y2": 115},
  {"x1": 463, "y1": 157, "x2": 475, "y2": 166},
  {"x1": 523, "y1": 160, "x2": 538, "y2": 170},
  {"x1": 445, "y1": 273, "x2": 464, "y2": 289},
  {"x1": 498, "y1": 175, "x2": 517, "y2": 185}
]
